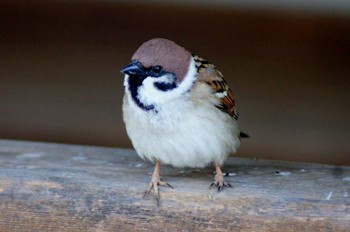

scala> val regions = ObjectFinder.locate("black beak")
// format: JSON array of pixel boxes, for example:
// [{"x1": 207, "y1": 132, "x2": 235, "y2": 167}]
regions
[{"x1": 120, "y1": 61, "x2": 145, "y2": 76}]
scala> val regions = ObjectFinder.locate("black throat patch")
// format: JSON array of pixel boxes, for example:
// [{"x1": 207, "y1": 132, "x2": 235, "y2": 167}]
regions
[{"x1": 127, "y1": 75, "x2": 155, "y2": 111}]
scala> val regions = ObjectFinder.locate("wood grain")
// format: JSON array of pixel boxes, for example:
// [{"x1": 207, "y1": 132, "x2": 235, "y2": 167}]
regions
[{"x1": 0, "y1": 139, "x2": 349, "y2": 231}]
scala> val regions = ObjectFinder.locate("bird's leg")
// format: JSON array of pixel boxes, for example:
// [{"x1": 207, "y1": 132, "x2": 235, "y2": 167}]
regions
[
  {"x1": 210, "y1": 161, "x2": 232, "y2": 192},
  {"x1": 143, "y1": 160, "x2": 173, "y2": 206}
]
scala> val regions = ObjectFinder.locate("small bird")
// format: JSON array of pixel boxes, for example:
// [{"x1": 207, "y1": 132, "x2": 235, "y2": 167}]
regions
[{"x1": 121, "y1": 38, "x2": 245, "y2": 205}]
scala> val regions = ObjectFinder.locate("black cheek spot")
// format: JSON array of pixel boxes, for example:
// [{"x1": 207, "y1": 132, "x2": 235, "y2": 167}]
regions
[{"x1": 154, "y1": 82, "x2": 177, "y2": 91}]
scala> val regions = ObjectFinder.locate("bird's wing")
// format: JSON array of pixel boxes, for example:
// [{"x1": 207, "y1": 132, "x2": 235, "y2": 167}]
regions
[{"x1": 192, "y1": 54, "x2": 239, "y2": 119}]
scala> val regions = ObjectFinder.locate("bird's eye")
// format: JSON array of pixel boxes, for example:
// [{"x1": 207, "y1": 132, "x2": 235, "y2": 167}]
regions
[{"x1": 152, "y1": 65, "x2": 163, "y2": 74}]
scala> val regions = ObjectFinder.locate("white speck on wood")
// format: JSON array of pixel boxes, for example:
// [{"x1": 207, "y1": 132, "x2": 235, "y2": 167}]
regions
[
  {"x1": 326, "y1": 190, "x2": 333, "y2": 200},
  {"x1": 17, "y1": 153, "x2": 44, "y2": 159},
  {"x1": 223, "y1": 172, "x2": 236, "y2": 176},
  {"x1": 274, "y1": 171, "x2": 292, "y2": 176}
]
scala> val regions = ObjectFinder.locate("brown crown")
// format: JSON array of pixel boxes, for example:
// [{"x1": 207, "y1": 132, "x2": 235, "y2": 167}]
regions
[{"x1": 132, "y1": 38, "x2": 192, "y2": 82}]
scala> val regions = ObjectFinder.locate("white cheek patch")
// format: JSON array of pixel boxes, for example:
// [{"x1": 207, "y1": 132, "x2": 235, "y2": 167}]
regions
[
  {"x1": 137, "y1": 58, "x2": 197, "y2": 107},
  {"x1": 156, "y1": 74, "x2": 177, "y2": 84}
]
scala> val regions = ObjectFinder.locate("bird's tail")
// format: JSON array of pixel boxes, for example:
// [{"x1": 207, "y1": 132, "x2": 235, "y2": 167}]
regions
[{"x1": 240, "y1": 132, "x2": 250, "y2": 138}]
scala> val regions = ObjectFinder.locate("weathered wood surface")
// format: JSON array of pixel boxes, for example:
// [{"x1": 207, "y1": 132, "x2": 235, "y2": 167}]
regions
[{"x1": 0, "y1": 139, "x2": 349, "y2": 232}]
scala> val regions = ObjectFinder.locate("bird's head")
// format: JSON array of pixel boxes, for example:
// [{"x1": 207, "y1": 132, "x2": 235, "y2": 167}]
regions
[{"x1": 121, "y1": 38, "x2": 197, "y2": 111}]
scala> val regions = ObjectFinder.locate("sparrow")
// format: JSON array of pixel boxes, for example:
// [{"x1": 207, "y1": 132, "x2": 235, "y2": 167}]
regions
[{"x1": 121, "y1": 38, "x2": 245, "y2": 205}]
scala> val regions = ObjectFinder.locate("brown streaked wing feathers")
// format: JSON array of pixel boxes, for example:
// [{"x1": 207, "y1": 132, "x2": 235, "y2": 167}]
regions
[{"x1": 193, "y1": 54, "x2": 239, "y2": 119}]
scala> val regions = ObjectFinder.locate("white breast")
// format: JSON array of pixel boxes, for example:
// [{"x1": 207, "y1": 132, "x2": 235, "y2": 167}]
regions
[{"x1": 122, "y1": 81, "x2": 241, "y2": 168}]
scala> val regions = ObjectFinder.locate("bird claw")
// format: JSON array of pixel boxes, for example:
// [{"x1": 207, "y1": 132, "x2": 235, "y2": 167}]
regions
[
  {"x1": 209, "y1": 181, "x2": 232, "y2": 192},
  {"x1": 143, "y1": 180, "x2": 173, "y2": 206},
  {"x1": 210, "y1": 174, "x2": 232, "y2": 192}
]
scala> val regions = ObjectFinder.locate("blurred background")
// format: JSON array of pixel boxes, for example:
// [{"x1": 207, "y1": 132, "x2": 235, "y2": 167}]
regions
[{"x1": 1, "y1": 0, "x2": 349, "y2": 165}]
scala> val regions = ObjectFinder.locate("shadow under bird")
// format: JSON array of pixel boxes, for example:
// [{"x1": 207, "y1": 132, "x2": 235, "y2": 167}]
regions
[{"x1": 121, "y1": 38, "x2": 248, "y2": 206}]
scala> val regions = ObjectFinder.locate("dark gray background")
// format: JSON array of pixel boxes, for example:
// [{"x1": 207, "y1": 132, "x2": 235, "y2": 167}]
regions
[{"x1": 1, "y1": 1, "x2": 349, "y2": 165}]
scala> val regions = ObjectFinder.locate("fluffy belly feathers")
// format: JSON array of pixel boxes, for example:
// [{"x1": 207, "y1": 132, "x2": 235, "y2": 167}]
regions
[{"x1": 123, "y1": 94, "x2": 240, "y2": 168}]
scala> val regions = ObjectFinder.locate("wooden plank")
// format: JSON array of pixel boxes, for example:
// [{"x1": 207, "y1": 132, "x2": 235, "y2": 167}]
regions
[{"x1": 0, "y1": 139, "x2": 349, "y2": 231}]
